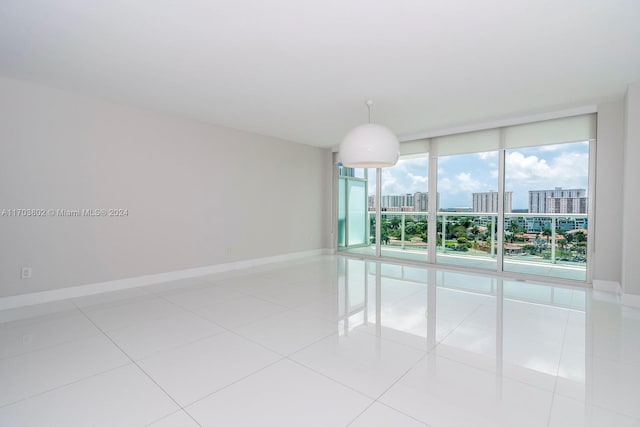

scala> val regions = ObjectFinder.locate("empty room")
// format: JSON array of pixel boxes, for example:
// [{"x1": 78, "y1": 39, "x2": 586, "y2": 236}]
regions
[{"x1": 1, "y1": 1, "x2": 640, "y2": 426}]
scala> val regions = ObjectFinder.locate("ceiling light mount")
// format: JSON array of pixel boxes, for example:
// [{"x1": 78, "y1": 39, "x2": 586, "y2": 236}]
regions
[{"x1": 339, "y1": 100, "x2": 399, "y2": 168}]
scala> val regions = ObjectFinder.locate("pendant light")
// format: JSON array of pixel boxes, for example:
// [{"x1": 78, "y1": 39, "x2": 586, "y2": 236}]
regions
[{"x1": 339, "y1": 100, "x2": 399, "y2": 168}]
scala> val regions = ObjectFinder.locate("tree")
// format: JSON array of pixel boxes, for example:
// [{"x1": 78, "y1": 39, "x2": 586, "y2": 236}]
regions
[
  {"x1": 470, "y1": 226, "x2": 480, "y2": 251},
  {"x1": 380, "y1": 219, "x2": 392, "y2": 241},
  {"x1": 509, "y1": 221, "x2": 523, "y2": 235},
  {"x1": 459, "y1": 217, "x2": 473, "y2": 229},
  {"x1": 405, "y1": 221, "x2": 417, "y2": 236},
  {"x1": 390, "y1": 217, "x2": 401, "y2": 230},
  {"x1": 542, "y1": 227, "x2": 552, "y2": 244},
  {"x1": 558, "y1": 238, "x2": 568, "y2": 256},
  {"x1": 483, "y1": 221, "x2": 495, "y2": 241},
  {"x1": 380, "y1": 229, "x2": 390, "y2": 245},
  {"x1": 453, "y1": 225, "x2": 467, "y2": 239}
]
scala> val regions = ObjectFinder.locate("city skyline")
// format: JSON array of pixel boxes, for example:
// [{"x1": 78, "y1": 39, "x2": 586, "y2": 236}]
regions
[
  {"x1": 369, "y1": 187, "x2": 586, "y2": 214},
  {"x1": 368, "y1": 141, "x2": 590, "y2": 209}
]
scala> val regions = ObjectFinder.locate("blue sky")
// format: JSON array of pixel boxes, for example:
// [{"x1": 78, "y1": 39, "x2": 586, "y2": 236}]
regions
[{"x1": 369, "y1": 141, "x2": 590, "y2": 209}]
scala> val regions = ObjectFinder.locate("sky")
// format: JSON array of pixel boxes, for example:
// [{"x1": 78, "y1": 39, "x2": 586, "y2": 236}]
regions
[{"x1": 368, "y1": 141, "x2": 590, "y2": 210}]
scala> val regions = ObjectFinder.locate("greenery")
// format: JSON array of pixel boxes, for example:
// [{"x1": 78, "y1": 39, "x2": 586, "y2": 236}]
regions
[{"x1": 369, "y1": 215, "x2": 587, "y2": 263}]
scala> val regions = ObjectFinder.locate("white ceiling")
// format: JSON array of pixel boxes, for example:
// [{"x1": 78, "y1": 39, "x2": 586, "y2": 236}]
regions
[{"x1": 1, "y1": 0, "x2": 639, "y2": 148}]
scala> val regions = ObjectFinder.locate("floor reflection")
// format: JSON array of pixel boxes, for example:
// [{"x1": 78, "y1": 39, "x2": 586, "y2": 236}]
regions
[{"x1": 336, "y1": 257, "x2": 640, "y2": 425}]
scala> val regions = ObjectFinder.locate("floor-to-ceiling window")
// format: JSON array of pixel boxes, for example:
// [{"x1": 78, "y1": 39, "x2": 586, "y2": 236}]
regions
[
  {"x1": 336, "y1": 113, "x2": 595, "y2": 283},
  {"x1": 435, "y1": 150, "x2": 498, "y2": 271},
  {"x1": 378, "y1": 155, "x2": 429, "y2": 262},
  {"x1": 503, "y1": 141, "x2": 590, "y2": 281}
]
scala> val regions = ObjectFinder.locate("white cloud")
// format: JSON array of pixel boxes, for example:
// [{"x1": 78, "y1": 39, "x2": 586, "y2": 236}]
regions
[
  {"x1": 365, "y1": 142, "x2": 589, "y2": 208},
  {"x1": 455, "y1": 172, "x2": 482, "y2": 192},
  {"x1": 505, "y1": 149, "x2": 589, "y2": 207},
  {"x1": 438, "y1": 177, "x2": 453, "y2": 192},
  {"x1": 538, "y1": 145, "x2": 563, "y2": 152},
  {"x1": 409, "y1": 173, "x2": 428, "y2": 185},
  {"x1": 506, "y1": 151, "x2": 588, "y2": 188},
  {"x1": 477, "y1": 151, "x2": 498, "y2": 160},
  {"x1": 373, "y1": 157, "x2": 430, "y2": 194},
  {"x1": 437, "y1": 172, "x2": 482, "y2": 195},
  {"x1": 380, "y1": 169, "x2": 399, "y2": 194},
  {"x1": 505, "y1": 151, "x2": 550, "y2": 181}
]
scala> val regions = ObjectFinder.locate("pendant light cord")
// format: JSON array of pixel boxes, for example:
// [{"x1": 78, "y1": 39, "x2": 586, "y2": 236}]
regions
[{"x1": 366, "y1": 100, "x2": 373, "y2": 124}]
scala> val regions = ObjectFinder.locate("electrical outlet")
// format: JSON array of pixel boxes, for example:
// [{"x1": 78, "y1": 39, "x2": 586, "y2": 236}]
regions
[{"x1": 21, "y1": 267, "x2": 32, "y2": 280}]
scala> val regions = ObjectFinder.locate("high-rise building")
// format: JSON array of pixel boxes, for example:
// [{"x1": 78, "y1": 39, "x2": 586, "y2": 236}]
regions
[
  {"x1": 529, "y1": 187, "x2": 587, "y2": 213},
  {"x1": 368, "y1": 195, "x2": 375, "y2": 210},
  {"x1": 546, "y1": 196, "x2": 588, "y2": 214},
  {"x1": 473, "y1": 191, "x2": 512, "y2": 213},
  {"x1": 369, "y1": 192, "x2": 436, "y2": 212},
  {"x1": 413, "y1": 192, "x2": 429, "y2": 212},
  {"x1": 380, "y1": 194, "x2": 414, "y2": 211}
]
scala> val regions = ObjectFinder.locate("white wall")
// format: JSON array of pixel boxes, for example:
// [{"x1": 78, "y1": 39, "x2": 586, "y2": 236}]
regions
[
  {"x1": 593, "y1": 100, "x2": 625, "y2": 285},
  {"x1": 622, "y1": 81, "x2": 640, "y2": 298},
  {"x1": 0, "y1": 77, "x2": 331, "y2": 298}
]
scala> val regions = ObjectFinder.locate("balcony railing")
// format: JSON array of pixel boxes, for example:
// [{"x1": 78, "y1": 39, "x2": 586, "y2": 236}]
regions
[{"x1": 362, "y1": 210, "x2": 588, "y2": 280}]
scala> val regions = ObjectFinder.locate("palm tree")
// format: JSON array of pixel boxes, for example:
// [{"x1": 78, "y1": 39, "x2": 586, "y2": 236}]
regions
[{"x1": 470, "y1": 226, "x2": 480, "y2": 251}]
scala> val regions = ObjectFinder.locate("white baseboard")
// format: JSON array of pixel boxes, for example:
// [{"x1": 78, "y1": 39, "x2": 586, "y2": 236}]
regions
[
  {"x1": 592, "y1": 279, "x2": 640, "y2": 308},
  {"x1": 588, "y1": 280, "x2": 640, "y2": 308},
  {"x1": 592, "y1": 279, "x2": 621, "y2": 293},
  {"x1": 0, "y1": 249, "x2": 331, "y2": 311},
  {"x1": 622, "y1": 293, "x2": 640, "y2": 308}
]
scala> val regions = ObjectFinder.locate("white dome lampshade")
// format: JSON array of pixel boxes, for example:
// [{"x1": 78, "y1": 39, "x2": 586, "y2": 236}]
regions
[{"x1": 339, "y1": 101, "x2": 400, "y2": 168}]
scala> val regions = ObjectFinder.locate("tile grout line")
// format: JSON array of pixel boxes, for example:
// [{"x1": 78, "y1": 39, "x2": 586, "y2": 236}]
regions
[
  {"x1": 76, "y1": 289, "x2": 302, "y2": 419},
  {"x1": 0, "y1": 314, "x2": 105, "y2": 362},
  {"x1": 546, "y1": 311, "x2": 572, "y2": 427},
  {"x1": 426, "y1": 297, "x2": 570, "y2": 395},
  {"x1": 115, "y1": 291, "x2": 309, "y2": 417},
  {"x1": 153, "y1": 283, "x2": 342, "y2": 361},
  {"x1": 3, "y1": 256, "x2": 612, "y2": 426},
  {"x1": 0, "y1": 361, "x2": 132, "y2": 411},
  {"x1": 153, "y1": 289, "x2": 301, "y2": 358},
  {"x1": 77, "y1": 294, "x2": 230, "y2": 361},
  {"x1": 372, "y1": 401, "x2": 432, "y2": 426},
  {"x1": 341, "y1": 350, "x2": 432, "y2": 427},
  {"x1": 285, "y1": 334, "x2": 434, "y2": 426},
  {"x1": 432, "y1": 299, "x2": 488, "y2": 346},
  {"x1": 362, "y1": 348, "x2": 435, "y2": 426},
  {"x1": 178, "y1": 357, "x2": 285, "y2": 412},
  {"x1": 0, "y1": 305, "x2": 136, "y2": 410},
  {"x1": 73, "y1": 303, "x2": 204, "y2": 427}
]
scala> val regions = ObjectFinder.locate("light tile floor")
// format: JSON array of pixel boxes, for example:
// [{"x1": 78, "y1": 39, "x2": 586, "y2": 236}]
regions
[
  {"x1": 0, "y1": 256, "x2": 639, "y2": 426},
  {"x1": 342, "y1": 245, "x2": 587, "y2": 281}
]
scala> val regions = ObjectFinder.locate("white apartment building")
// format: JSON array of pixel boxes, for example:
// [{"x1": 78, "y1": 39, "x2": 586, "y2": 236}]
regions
[
  {"x1": 529, "y1": 187, "x2": 587, "y2": 213},
  {"x1": 472, "y1": 190, "x2": 513, "y2": 213}
]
